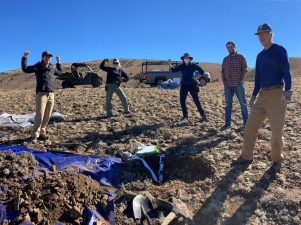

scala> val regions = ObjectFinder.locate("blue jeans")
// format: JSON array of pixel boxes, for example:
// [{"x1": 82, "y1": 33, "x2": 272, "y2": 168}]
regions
[
  {"x1": 180, "y1": 83, "x2": 205, "y2": 118},
  {"x1": 224, "y1": 85, "x2": 249, "y2": 126}
]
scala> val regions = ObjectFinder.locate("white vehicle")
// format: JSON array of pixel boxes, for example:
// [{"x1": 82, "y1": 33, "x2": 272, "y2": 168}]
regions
[{"x1": 138, "y1": 60, "x2": 211, "y2": 87}]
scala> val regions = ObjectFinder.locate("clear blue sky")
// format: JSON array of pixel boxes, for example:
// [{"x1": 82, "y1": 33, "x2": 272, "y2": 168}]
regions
[{"x1": 1, "y1": 0, "x2": 300, "y2": 72}]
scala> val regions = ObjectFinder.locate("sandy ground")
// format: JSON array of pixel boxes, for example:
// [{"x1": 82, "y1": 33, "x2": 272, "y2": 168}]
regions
[{"x1": 0, "y1": 79, "x2": 301, "y2": 225}]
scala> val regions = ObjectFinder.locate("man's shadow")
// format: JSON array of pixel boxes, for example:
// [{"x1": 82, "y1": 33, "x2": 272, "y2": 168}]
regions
[
  {"x1": 223, "y1": 165, "x2": 278, "y2": 225},
  {"x1": 192, "y1": 164, "x2": 250, "y2": 225},
  {"x1": 192, "y1": 164, "x2": 278, "y2": 225}
]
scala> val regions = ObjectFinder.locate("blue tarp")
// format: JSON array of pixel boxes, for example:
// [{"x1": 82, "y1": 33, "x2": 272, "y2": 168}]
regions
[
  {"x1": 0, "y1": 145, "x2": 123, "y2": 225},
  {"x1": 0, "y1": 204, "x2": 6, "y2": 224}
]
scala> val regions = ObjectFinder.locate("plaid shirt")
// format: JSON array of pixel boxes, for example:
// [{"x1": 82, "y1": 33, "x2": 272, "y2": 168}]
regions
[{"x1": 222, "y1": 53, "x2": 248, "y2": 87}]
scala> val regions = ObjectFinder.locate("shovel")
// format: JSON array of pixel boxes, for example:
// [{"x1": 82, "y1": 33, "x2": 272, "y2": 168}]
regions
[{"x1": 132, "y1": 195, "x2": 153, "y2": 225}]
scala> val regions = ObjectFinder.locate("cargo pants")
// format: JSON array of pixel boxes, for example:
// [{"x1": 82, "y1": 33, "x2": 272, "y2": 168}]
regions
[
  {"x1": 31, "y1": 92, "x2": 54, "y2": 139},
  {"x1": 241, "y1": 87, "x2": 286, "y2": 162},
  {"x1": 105, "y1": 83, "x2": 130, "y2": 117}
]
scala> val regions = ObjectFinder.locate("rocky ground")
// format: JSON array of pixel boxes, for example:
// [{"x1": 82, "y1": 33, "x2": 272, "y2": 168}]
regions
[{"x1": 0, "y1": 79, "x2": 301, "y2": 225}]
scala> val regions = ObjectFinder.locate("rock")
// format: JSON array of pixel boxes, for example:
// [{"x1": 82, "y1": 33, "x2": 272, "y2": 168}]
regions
[
  {"x1": 33, "y1": 209, "x2": 43, "y2": 223},
  {"x1": 177, "y1": 189, "x2": 192, "y2": 202},
  {"x1": 3, "y1": 168, "x2": 10, "y2": 175},
  {"x1": 70, "y1": 206, "x2": 82, "y2": 219},
  {"x1": 22, "y1": 213, "x2": 31, "y2": 223},
  {"x1": 50, "y1": 165, "x2": 57, "y2": 172},
  {"x1": 171, "y1": 197, "x2": 193, "y2": 219}
]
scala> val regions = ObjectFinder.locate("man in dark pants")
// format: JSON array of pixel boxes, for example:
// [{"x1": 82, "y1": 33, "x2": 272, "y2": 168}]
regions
[
  {"x1": 169, "y1": 53, "x2": 208, "y2": 122},
  {"x1": 22, "y1": 51, "x2": 62, "y2": 143}
]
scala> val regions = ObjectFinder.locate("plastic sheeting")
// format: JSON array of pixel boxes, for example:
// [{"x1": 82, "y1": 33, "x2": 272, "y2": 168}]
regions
[
  {"x1": 0, "y1": 112, "x2": 67, "y2": 128},
  {"x1": 0, "y1": 145, "x2": 123, "y2": 225},
  {"x1": 0, "y1": 112, "x2": 35, "y2": 127},
  {"x1": 159, "y1": 79, "x2": 180, "y2": 89}
]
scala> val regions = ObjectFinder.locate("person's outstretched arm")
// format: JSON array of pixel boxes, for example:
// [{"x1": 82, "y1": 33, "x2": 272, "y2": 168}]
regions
[
  {"x1": 55, "y1": 56, "x2": 62, "y2": 76},
  {"x1": 99, "y1": 59, "x2": 110, "y2": 72},
  {"x1": 169, "y1": 59, "x2": 182, "y2": 72},
  {"x1": 21, "y1": 51, "x2": 37, "y2": 73}
]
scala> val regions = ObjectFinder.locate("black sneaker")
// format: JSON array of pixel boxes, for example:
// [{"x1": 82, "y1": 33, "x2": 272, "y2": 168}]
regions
[
  {"x1": 221, "y1": 124, "x2": 231, "y2": 130},
  {"x1": 106, "y1": 114, "x2": 116, "y2": 118},
  {"x1": 231, "y1": 156, "x2": 253, "y2": 166},
  {"x1": 38, "y1": 134, "x2": 49, "y2": 141},
  {"x1": 200, "y1": 115, "x2": 208, "y2": 123},
  {"x1": 270, "y1": 162, "x2": 282, "y2": 173},
  {"x1": 181, "y1": 116, "x2": 188, "y2": 122}
]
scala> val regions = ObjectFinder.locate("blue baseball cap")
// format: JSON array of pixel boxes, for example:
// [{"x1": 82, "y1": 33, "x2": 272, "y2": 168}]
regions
[
  {"x1": 42, "y1": 51, "x2": 53, "y2": 58},
  {"x1": 255, "y1": 23, "x2": 272, "y2": 35},
  {"x1": 112, "y1": 58, "x2": 120, "y2": 64}
]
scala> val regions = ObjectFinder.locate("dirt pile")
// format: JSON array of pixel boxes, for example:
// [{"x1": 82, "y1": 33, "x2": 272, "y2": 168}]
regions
[
  {"x1": 0, "y1": 151, "x2": 39, "y2": 203},
  {"x1": 14, "y1": 172, "x2": 111, "y2": 225},
  {"x1": 0, "y1": 151, "x2": 114, "y2": 225}
]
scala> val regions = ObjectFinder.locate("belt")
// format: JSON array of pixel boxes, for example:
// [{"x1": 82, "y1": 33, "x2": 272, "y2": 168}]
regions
[{"x1": 261, "y1": 85, "x2": 283, "y2": 91}]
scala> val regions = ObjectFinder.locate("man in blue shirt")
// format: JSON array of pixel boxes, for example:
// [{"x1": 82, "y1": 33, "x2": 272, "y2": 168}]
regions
[
  {"x1": 169, "y1": 53, "x2": 208, "y2": 123},
  {"x1": 233, "y1": 23, "x2": 293, "y2": 166}
]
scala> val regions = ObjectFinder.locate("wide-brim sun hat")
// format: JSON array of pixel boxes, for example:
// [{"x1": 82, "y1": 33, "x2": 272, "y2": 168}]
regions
[{"x1": 181, "y1": 53, "x2": 193, "y2": 60}]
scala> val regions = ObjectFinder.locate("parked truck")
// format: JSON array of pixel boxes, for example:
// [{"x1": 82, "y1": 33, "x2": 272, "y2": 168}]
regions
[{"x1": 138, "y1": 60, "x2": 211, "y2": 87}]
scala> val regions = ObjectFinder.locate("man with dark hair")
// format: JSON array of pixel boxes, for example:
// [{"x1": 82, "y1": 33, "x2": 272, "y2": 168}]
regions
[
  {"x1": 233, "y1": 23, "x2": 293, "y2": 166},
  {"x1": 221, "y1": 41, "x2": 248, "y2": 129},
  {"x1": 169, "y1": 53, "x2": 208, "y2": 122},
  {"x1": 21, "y1": 51, "x2": 62, "y2": 143},
  {"x1": 99, "y1": 58, "x2": 130, "y2": 117}
]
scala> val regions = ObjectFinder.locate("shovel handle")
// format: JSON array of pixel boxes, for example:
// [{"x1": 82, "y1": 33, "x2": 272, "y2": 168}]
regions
[{"x1": 162, "y1": 211, "x2": 176, "y2": 225}]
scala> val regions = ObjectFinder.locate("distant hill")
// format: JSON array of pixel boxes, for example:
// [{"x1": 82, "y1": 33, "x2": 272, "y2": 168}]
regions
[{"x1": 1, "y1": 58, "x2": 300, "y2": 91}]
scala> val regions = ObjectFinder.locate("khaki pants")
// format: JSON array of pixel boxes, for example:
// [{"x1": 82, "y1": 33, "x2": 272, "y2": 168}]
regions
[
  {"x1": 241, "y1": 88, "x2": 286, "y2": 162},
  {"x1": 31, "y1": 92, "x2": 54, "y2": 139},
  {"x1": 106, "y1": 84, "x2": 130, "y2": 116}
]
